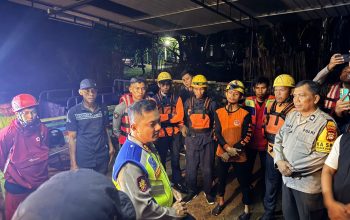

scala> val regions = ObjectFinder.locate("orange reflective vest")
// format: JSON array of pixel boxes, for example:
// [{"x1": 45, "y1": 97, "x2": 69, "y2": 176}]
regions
[
  {"x1": 119, "y1": 93, "x2": 134, "y2": 144},
  {"x1": 265, "y1": 101, "x2": 294, "y2": 157},
  {"x1": 152, "y1": 92, "x2": 184, "y2": 138},
  {"x1": 215, "y1": 107, "x2": 251, "y2": 162},
  {"x1": 187, "y1": 97, "x2": 212, "y2": 132}
]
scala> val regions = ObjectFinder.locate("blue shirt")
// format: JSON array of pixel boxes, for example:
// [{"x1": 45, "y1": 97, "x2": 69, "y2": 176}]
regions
[{"x1": 66, "y1": 102, "x2": 109, "y2": 168}]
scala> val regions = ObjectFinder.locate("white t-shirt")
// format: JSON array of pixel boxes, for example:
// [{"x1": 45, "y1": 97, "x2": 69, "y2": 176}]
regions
[{"x1": 325, "y1": 134, "x2": 342, "y2": 170}]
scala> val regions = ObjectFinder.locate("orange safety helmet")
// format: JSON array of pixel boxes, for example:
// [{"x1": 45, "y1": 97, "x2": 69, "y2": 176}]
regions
[{"x1": 11, "y1": 94, "x2": 38, "y2": 112}]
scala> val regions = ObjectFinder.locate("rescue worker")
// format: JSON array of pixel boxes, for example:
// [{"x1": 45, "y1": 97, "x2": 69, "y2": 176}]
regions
[
  {"x1": 152, "y1": 72, "x2": 187, "y2": 193},
  {"x1": 179, "y1": 70, "x2": 193, "y2": 103},
  {"x1": 274, "y1": 80, "x2": 338, "y2": 220},
  {"x1": 0, "y1": 94, "x2": 49, "y2": 220},
  {"x1": 211, "y1": 80, "x2": 253, "y2": 219},
  {"x1": 181, "y1": 74, "x2": 216, "y2": 204},
  {"x1": 112, "y1": 100, "x2": 188, "y2": 219},
  {"x1": 244, "y1": 77, "x2": 274, "y2": 184},
  {"x1": 322, "y1": 133, "x2": 350, "y2": 220},
  {"x1": 113, "y1": 77, "x2": 147, "y2": 145},
  {"x1": 260, "y1": 74, "x2": 295, "y2": 220},
  {"x1": 67, "y1": 79, "x2": 114, "y2": 174}
]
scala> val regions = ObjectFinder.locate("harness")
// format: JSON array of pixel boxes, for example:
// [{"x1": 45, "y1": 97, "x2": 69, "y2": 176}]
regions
[{"x1": 187, "y1": 97, "x2": 211, "y2": 133}]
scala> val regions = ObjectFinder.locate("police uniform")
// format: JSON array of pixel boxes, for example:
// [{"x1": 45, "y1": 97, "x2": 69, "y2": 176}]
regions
[
  {"x1": 112, "y1": 135, "x2": 180, "y2": 220},
  {"x1": 273, "y1": 108, "x2": 337, "y2": 220}
]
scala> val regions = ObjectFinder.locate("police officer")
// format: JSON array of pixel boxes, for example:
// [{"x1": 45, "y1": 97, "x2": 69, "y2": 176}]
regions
[
  {"x1": 112, "y1": 100, "x2": 188, "y2": 219},
  {"x1": 274, "y1": 80, "x2": 338, "y2": 220},
  {"x1": 261, "y1": 74, "x2": 295, "y2": 220},
  {"x1": 181, "y1": 74, "x2": 216, "y2": 204},
  {"x1": 152, "y1": 72, "x2": 187, "y2": 193},
  {"x1": 113, "y1": 77, "x2": 147, "y2": 146}
]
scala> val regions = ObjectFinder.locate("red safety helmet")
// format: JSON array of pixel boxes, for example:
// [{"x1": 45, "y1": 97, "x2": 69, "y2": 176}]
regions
[{"x1": 11, "y1": 94, "x2": 38, "y2": 112}]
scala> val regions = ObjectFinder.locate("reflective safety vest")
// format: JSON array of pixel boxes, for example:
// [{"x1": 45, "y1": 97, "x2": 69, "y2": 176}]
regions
[
  {"x1": 245, "y1": 96, "x2": 274, "y2": 150},
  {"x1": 153, "y1": 92, "x2": 180, "y2": 137},
  {"x1": 118, "y1": 94, "x2": 134, "y2": 145},
  {"x1": 112, "y1": 139, "x2": 173, "y2": 207},
  {"x1": 265, "y1": 101, "x2": 294, "y2": 157},
  {"x1": 245, "y1": 96, "x2": 275, "y2": 126},
  {"x1": 187, "y1": 97, "x2": 211, "y2": 133}
]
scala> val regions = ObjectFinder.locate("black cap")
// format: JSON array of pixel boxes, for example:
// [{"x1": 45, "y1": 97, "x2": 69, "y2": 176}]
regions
[
  {"x1": 80, "y1": 79, "x2": 97, "y2": 90},
  {"x1": 12, "y1": 169, "x2": 136, "y2": 220}
]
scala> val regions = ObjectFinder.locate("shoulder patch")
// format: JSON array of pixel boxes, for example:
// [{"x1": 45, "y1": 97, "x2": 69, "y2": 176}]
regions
[
  {"x1": 315, "y1": 120, "x2": 337, "y2": 153},
  {"x1": 325, "y1": 121, "x2": 337, "y2": 142},
  {"x1": 137, "y1": 176, "x2": 149, "y2": 192}
]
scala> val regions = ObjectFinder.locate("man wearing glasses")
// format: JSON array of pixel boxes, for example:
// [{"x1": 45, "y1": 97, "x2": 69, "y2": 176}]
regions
[{"x1": 67, "y1": 79, "x2": 115, "y2": 174}]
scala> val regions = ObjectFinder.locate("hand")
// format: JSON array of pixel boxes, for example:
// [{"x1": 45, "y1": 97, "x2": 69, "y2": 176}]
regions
[
  {"x1": 180, "y1": 125, "x2": 189, "y2": 137},
  {"x1": 172, "y1": 201, "x2": 188, "y2": 217},
  {"x1": 335, "y1": 95, "x2": 350, "y2": 117},
  {"x1": 221, "y1": 152, "x2": 230, "y2": 162},
  {"x1": 226, "y1": 147, "x2": 239, "y2": 157},
  {"x1": 109, "y1": 146, "x2": 116, "y2": 165},
  {"x1": 276, "y1": 160, "x2": 293, "y2": 177},
  {"x1": 328, "y1": 53, "x2": 344, "y2": 71},
  {"x1": 172, "y1": 188, "x2": 183, "y2": 201},
  {"x1": 326, "y1": 200, "x2": 350, "y2": 220},
  {"x1": 70, "y1": 163, "x2": 79, "y2": 171}
]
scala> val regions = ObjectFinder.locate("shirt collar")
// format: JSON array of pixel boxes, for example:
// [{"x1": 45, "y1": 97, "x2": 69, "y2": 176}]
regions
[
  {"x1": 128, "y1": 135, "x2": 156, "y2": 152},
  {"x1": 79, "y1": 102, "x2": 100, "y2": 112},
  {"x1": 296, "y1": 108, "x2": 321, "y2": 123}
]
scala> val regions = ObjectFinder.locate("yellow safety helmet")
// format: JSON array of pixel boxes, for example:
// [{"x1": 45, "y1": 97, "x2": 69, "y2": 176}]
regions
[
  {"x1": 273, "y1": 74, "x2": 295, "y2": 87},
  {"x1": 191, "y1": 74, "x2": 208, "y2": 88},
  {"x1": 226, "y1": 80, "x2": 245, "y2": 94},
  {"x1": 157, "y1": 71, "x2": 172, "y2": 82}
]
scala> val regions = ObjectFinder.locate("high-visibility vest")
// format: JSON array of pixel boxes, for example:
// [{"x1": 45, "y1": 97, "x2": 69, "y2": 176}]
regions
[
  {"x1": 112, "y1": 139, "x2": 173, "y2": 207},
  {"x1": 152, "y1": 92, "x2": 180, "y2": 137},
  {"x1": 265, "y1": 101, "x2": 294, "y2": 157}
]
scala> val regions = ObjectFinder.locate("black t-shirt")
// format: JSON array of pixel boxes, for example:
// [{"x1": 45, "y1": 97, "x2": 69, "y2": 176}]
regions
[{"x1": 66, "y1": 102, "x2": 109, "y2": 167}]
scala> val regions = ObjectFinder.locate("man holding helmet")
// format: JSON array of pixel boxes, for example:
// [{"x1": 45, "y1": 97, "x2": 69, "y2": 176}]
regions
[
  {"x1": 0, "y1": 94, "x2": 49, "y2": 220},
  {"x1": 261, "y1": 74, "x2": 295, "y2": 220}
]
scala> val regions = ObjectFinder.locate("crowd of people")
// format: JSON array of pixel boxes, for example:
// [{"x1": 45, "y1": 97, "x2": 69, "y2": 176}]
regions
[{"x1": 0, "y1": 53, "x2": 350, "y2": 220}]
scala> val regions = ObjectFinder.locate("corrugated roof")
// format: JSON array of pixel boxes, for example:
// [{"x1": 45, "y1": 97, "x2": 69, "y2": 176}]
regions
[{"x1": 8, "y1": 0, "x2": 350, "y2": 36}]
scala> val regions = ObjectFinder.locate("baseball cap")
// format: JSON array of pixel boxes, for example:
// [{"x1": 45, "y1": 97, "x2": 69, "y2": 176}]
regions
[
  {"x1": 130, "y1": 77, "x2": 146, "y2": 84},
  {"x1": 80, "y1": 79, "x2": 97, "y2": 90},
  {"x1": 12, "y1": 169, "x2": 136, "y2": 220}
]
